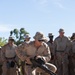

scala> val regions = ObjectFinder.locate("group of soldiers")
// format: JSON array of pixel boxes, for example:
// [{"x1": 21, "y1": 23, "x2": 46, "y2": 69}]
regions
[
  {"x1": 0, "y1": 28, "x2": 75, "y2": 75},
  {"x1": 47, "y1": 28, "x2": 75, "y2": 75}
]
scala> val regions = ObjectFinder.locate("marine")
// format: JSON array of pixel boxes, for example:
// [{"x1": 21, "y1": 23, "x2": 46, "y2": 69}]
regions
[
  {"x1": 16, "y1": 32, "x2": 57, "y2": 75},
  {"x1": 54, "y1": 28, "x2": 70, "y2": 75},
  {"x1": 1, "y1": 37, "x2": 18, "y2": 75}
]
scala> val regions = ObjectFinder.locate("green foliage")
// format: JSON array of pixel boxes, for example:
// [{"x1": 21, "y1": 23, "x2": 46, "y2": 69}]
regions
[
  {"x1": 0, "y1": 37, "x2": 7, "y2": 47},
  {"x1": 10, "y1": 28, "x2": 29, "y2": 45}
]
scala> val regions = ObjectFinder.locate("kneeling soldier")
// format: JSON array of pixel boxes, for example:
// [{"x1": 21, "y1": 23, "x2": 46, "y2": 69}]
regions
[{"x1": 16, "y1": 32, "x2": 57, "y2": 75}]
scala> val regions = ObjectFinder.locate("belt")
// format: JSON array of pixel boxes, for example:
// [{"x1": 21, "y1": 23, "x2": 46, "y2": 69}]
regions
[
  {"x1": 5, "y1": 56, "x2": 16, "y2": 59},
  {"x1": 25, "y1": 63, "x2": 32, "y2": 66},
  {"x1": 56, "y1": 50, "x2": 65, "y2": 52}
]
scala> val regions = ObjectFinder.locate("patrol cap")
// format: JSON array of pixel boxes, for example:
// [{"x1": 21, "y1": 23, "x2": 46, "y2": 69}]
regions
[
  {"x1": 72, "y1": 33, "x2": 75, "y2": 36},
  {"x1": 48, "y1": 33, "x2": 53, "y2": 37},
  {"x1": 59, "y1": 28, "x2": 64, "y2": 33},
  {"x1": 70, "y1": 33, "x2": 75, "y2": 40},
  {"x1": 24, "y1": 34, "x2": 31, "y2": 39},
  {"x1": 33, "y1": 32, "x2": 47, "y2": 41}
]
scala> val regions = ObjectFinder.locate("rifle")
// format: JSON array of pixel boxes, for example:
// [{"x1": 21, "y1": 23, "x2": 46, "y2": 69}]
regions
[
  {"x1": 15, "y1": 60, "x2": 21, "y2": 75},
  {"x1": 30, "y1": 57, "x2": 56, "y2": 75}
]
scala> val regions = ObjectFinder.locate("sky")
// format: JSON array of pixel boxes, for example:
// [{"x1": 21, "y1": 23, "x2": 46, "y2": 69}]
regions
[{"x1": 0, "y1": 0, "x2": 75, "y2": 40}]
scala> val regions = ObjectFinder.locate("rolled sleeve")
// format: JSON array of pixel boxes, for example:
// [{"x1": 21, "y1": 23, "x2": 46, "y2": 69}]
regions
[
  {"x1": 42, "y1": 45, "x2": 51, "y2": 62},
  {"x1": 15, "y1": 44, "x2": 27, "y2": 61}
]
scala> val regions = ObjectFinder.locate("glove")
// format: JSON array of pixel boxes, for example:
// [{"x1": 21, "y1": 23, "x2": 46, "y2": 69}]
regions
[
  {"x1": 10, "y1": 61, "x2": 15, "y2": 68},
  {"x1": 35, "y1": 56, "x2": 45, "y2": 64}
]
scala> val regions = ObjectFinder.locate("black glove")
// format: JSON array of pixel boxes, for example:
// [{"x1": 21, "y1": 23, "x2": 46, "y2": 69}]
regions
[
  {"x1": 10, "y1": 61, "x2": 15, "y2": 68},
  {"x1": 51, "y1": 53, "x2": 54, "y2": 60},
  {"x1": 34, "y1": 56, "x2": 45, "y2": 65}
]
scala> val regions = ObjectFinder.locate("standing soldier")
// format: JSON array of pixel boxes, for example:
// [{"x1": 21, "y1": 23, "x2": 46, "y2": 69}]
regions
[
  {"x1": 1, "y1": 37, "x2": 17, "y2": 75},
  {"x1": 21, "y1": 34, "x2": 31, "y2": 75},
  {"x1": 69, "y1": 33, "x2": 75, "y2": 75},
  {"x1": 0, "y1": 47, "x2": 2, "y2": 75},
  {"x1": 54, "y1": 28, "x2": 70, "y2": 75},
  {"x1": 15, "y1": 32, "x2": 57, "y2": 75},
  {"x1": 24, "y1": 34, "x2": 31, "y2": 43},
  {"x1": 47, "y1": 33, "x2": 55, "y2": 64}
]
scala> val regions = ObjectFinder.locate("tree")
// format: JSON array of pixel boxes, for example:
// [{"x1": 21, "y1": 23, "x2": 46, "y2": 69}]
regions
[
  {"x1": 10, "y1": 28, "x2": 29, "y2": 45},
  {"x1": 0, "y1": 37, "x2": 7, "y2": 47}
]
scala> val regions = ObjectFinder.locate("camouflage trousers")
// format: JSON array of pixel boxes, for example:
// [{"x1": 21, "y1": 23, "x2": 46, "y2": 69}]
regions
[
  {"x1": 24, "y1": 63, "x2": 57, "y2": 75},
  {"x1": 2, "y1": 62, "x2": 17, "y2": 75},
  {"x1": 25, "y1": 65, "x2": 36, "y2": 75},
  {"x1": 0, "y1": 65, "x2": 2, "y2": 75},
  {"x1": 68, "y1": 56, "x2": 75, "y2": 75},
  {"x1": 55, "y1": 52, "x2": 69, "y2": 75},
  {"x1": 36, "y1": 63, "x2": 57, "y2": 75}
]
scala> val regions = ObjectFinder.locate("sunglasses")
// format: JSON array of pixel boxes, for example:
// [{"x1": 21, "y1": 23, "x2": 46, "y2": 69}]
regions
[
  {"x1": 38, "y1": 40, "x2": 44, "y2": 42},
  {"x1": 9, "y1": 39, "x2": 14, "y2": 41}
]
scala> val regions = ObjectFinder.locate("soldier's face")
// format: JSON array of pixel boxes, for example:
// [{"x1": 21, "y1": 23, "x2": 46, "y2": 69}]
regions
[
  {"x1": 59, "y1": 32, "x2": 64, "y2": 36},
  {"x1": 8, "y1": 39, "x2": 14, "y2": 44},
  {"x1": 25, "y1": 38, "x2": 30, "y2": 41},
  {"x1": 34, "y1": 40, "x2": 43, "y2": 47},
  {"x1": 49, "y1": 36, "x2": 53, "y2": 39}
]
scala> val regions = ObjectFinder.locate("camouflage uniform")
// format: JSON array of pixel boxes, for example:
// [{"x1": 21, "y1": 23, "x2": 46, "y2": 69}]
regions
[
  {"x1": 0, "y1": 47, "x2": 2, "y2": 75},
  {"x1": 47, "y1": 33, "x2": 55, "y2": 64},
  {"x1": 54, "y1": 29, "x2": 70, "y2": 75},
  {"x1": 21, "y1": 34, "x2": 31, "y2": 75},
  {"x1": 16, "y1": 32, "x2": 57, "y2": 75},
  {"x1": 1, "y1": 37, "x2": 17, "y2": 75},
  {"x1": 69, "y1": 33, "x2": 75, "y2": 75}
]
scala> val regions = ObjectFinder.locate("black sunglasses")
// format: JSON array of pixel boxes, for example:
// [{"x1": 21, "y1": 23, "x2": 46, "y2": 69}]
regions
[
  {"x1": 38, "y1": 40, "x2": 44, "y2": 42},
  {"x1": 9, "y1": 39, "x2": 14, "y2": 41}
]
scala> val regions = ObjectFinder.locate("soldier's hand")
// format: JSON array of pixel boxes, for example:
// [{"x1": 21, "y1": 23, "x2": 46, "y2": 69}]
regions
[
  {"x1": 36, "y1": 56, "x2": 46, "y2": 64},
  {"x1": 36, "y1": 56, "x2": 42, "y2": 59},
  {"x1": 26, "y1": 57, "x2": 32, "y2": 64}
]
